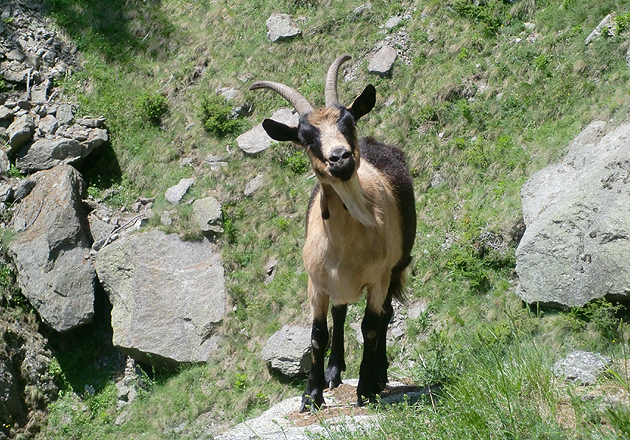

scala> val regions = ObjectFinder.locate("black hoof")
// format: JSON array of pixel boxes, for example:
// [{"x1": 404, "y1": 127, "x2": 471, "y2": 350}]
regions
[
  {"x1": 325, "y1": 365, "x2": 343, "y2": 389},
  {"x1": 299, "y1": 391, "x2": 324, "y2": 413},
  {"x1": 357, "y1": 375, "x2": 384, "y2": 407}
]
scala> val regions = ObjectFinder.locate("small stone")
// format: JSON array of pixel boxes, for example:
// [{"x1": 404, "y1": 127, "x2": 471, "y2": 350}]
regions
[
  {"x1": 6, "y1": 114, "x2": 35, "y2": 153},
  {"x1": 0, "y1": 150, "x2": 9, "y2": 176},
  {"x1": 0, "y1": 106, "x2": 14, "y2": 121},
  {"x1": 430, "y1": 173, "x2": 445, "y2": 188},
  {"x1": 38, "y1": 115, "x2": 58, "y2": 134},
  {"x1": 165, "y1": 178, "x2": 195, "y2": 204},
  {"x1": 244, "y1": 174, "x2": 264, "y2": 196},
  {"x1": 203, "y1": 154, "x2": 228, "y2": 170},
  {"x1": 352, "y1": 3, "x2": 372, "y2": 18},
  {"x1": 6, "y1": 49, "x2": 25, "y2": 62},
  {"x1": 368, "y1": 45, "x2": 398, "y2": 77},
  {"x1": 30, "y1": 79, "x2": 50, "y2": 104},
  {"x1": 0, "y1": 184, "x2": 13, "y2": 203},
  {"x1": 77, "y1": 116, "x2": 106, "y2": 128},
  {"x1": 160, "y1": 211, "x2": 173, "y2": 226},
  {"x1": 266, "y1": 13, "x2": 302, "y2": 43},
  {"x1": 192, "y1": 196, "x2": 223, "y2": 235},
  {"x1": 216, "y1": 86, "x2": 238, "y2": 101},
  {"x1": 553, "y1": 351, "x2": 612, "y2": 385},
  {"x1": 56, "y1": 103, "x2": 74, "y2": 125},
  {"x1": 13, "y1": 179, "x2": 36, "y2": 202},
  {"x1": 384, "y1": 16, "x2": 402, "y2": 30}
]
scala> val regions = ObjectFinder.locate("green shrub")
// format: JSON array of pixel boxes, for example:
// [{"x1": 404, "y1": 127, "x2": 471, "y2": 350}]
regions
[
  {"x1": 200, "y1": 95, "x2": 240, "y2": 136},
  {"x1": 284, "y1": 151, "x2": 309, "y2": 174},
  {"x1": 615, "y1": 12, "x2": 630, "y2": 34},
  {"x1": 135, "y1": 91, "x2": 168, "y2": 125}
]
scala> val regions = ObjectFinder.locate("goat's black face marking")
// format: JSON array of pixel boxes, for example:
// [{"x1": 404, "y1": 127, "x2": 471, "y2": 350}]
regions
[
  {"x1": 298, "y1": 118, "x2": 325, "y2": 163},
  {"x1": 336, "y1": 107, "x2": 358, "y2": 153}
]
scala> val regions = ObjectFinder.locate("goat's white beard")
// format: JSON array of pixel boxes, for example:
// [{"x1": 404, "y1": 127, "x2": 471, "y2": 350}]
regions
[{"x1": 331, "y1": 177, "x2": 378, "y2": 228}]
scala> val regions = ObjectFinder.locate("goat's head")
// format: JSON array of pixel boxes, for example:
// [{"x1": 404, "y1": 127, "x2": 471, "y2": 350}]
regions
[{"x1": 250, "y1": 55, "x2": 376, "y2": 184}]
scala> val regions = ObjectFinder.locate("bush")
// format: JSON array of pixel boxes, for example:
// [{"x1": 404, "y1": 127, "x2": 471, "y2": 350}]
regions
[
  {"x1": 200, "y1": 95, "x2": 240, "y2": 136},
  {"x1": 615, "y1": 12, "x2": 630, "y2": 34},
  {"x1": 135, "y1": 91, "x2": 168, "y2": 125}
]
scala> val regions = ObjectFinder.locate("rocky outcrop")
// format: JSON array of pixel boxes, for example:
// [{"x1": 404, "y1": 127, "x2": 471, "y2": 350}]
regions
[
  {"x1": 94, "y1": 230, "x2": 227, "y2": 368},
  {"x1": 8, "y1": 165, "x2": 95, "y2": 332},
  {"x1": 0, "y1": 1, "x2": 108, "y2": 175},
  {"x1": 0, "y1": 309, "x2": 58, "y2": 439},
  {"x1": 215, "y1": 379, "x2": 430, "y2": 440},
  {"x1": 0, "y1": 2, "x2": 109, "y2": 173},
  {"x1": 262, "y1": 325, "x2": 311, "y2": 377},
  {"x1": 516, "y1": 120, "x2": 630, "y2": 308}
]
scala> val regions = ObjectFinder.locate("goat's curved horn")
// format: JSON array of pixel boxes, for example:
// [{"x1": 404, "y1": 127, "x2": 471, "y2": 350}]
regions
[
  {"x1": 249, "y1": 81, "x2": 314, "y2": 116},
  {"x1": 325, "y1": 54, "x2": 352, "y2": 107}
]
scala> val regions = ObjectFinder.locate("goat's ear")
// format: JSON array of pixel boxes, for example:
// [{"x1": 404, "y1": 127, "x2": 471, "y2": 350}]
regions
[
  {"x1": 348, "y1": 84, "x2": 376, "y2": 121},
  {"x1": 262, "y1": 119, "x2": 300, "y2": 143}
]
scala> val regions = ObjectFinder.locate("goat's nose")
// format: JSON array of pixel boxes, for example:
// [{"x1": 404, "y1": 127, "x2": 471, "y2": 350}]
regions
[{"x1": 329, "y1": 147, "x2": 352, "y2": 163}]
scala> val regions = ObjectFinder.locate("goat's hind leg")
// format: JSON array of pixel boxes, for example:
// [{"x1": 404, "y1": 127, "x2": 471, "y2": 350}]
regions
[
  {"x1": 357, "y1": 283, "x2": 392, "y2": 406},
  {"x1": 357, "y1": 303, "x2": 382, "y2": 406},
  {"x1": 325, "y1": 304, "x2": 347, "y2": 388},
  {"x1": 375, "y1": 292, "x2": 393, "y2": 391}
]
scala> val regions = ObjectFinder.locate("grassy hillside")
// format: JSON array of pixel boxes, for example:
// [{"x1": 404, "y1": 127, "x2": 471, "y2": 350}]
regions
[{"x1": 33, "y1": 0, "x2": 630, "y2": 438}]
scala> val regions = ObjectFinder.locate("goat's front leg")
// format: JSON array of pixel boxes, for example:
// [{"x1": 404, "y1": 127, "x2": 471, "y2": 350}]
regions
[
  {"x1": 325, "y1": 304, "x2": 347, "y2": 388},
  {"x1": 300, "y1": 282, "x2": 329, "y2": 412}
]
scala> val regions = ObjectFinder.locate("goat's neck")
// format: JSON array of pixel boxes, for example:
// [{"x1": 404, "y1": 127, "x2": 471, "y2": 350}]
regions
[{"x1": 321, "y1": 172, "x2": 379, "y2": 228}]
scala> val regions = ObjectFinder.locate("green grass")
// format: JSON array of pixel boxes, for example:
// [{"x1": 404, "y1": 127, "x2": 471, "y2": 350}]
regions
[{"x1": 26, "y1": 0, "x2": 630, "y2": 438}]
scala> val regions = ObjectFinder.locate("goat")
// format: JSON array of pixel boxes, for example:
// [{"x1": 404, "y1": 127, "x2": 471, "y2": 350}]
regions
[{"x1": 250, "y1": 55, "x2": 416, "y2": 411}]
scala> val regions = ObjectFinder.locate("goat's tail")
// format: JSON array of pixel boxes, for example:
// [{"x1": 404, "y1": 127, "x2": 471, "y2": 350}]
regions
[{"x1": 389, "y1": 255, "x2": 413, "y2": 304}]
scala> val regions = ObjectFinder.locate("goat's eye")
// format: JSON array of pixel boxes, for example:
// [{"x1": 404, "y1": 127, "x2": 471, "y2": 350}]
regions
[{"x1": 301, "y1": 136, "x2": 316, "y2": 148}]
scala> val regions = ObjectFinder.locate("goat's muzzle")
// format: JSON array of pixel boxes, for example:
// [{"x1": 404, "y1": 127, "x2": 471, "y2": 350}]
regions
[{"x1": 327, "y1": 147, "x2": 356, "y2": 181}]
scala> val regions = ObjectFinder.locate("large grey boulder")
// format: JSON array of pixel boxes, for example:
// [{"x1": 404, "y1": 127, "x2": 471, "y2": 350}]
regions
[
  {"x1": 261, "y1": 325, "x2": 311, "y2": 377},
  {"x1": 15, "y1": 138, "x2": 83, "y2": 173},
  {"x1": 16, "y1": 126, "x2": 108, "y2": 173},
  {"x1": 237, "y1": 108, "x2": 298, "y2": 155},
  {"x1": 8, "y1": 165, "x2": 95, "y2": 332},
  {"x1": 94, "y1": 230, "x2": 226, "y2": 368},
  {"x1": 516, "y1": 120, "x2": 630, "y2": 308}
]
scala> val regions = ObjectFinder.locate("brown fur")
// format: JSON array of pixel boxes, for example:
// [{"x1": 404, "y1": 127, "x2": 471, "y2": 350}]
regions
[{"x1": 303, "y1": 160, "x2": 403, "y2": 315}]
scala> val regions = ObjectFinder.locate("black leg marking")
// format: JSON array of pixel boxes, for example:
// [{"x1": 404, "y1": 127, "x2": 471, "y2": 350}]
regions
[
  {"x1": 300, "y1": 317, "x2": 328, "y2": 412},
  {"x1": 325, "y1": 304, "x2": 347, "y2": 388},
  {"x1": 376, "y1": 293, "x2": 393, "y2": 391},
  {"x1": 357, "y1": 306, "x2": 382, "y2": 406}
]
